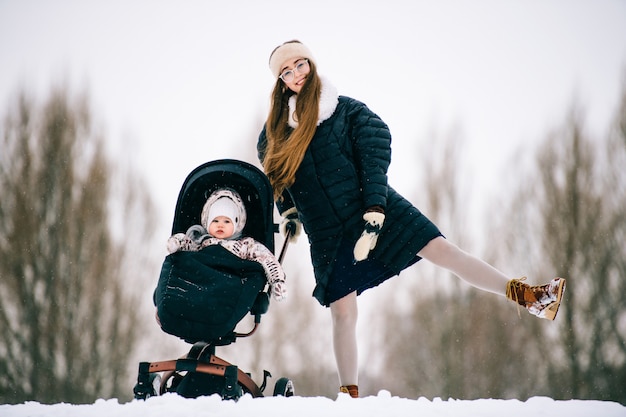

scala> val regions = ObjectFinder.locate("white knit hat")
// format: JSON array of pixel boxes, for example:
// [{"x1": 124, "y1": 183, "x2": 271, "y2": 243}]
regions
[
  {"x1": 207, "y1": 197, "x2": 238, "y2": 225},
  {"x1": 269, "y1": 40, "x2": 315, "y2": 78},
  {"x1": 201, "y1": 188, "x2": 247, "y2": 239}
]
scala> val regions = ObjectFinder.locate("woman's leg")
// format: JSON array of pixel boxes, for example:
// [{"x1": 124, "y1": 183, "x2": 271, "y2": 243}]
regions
[
  {"x1": 417, "y1": 236, "x2": 508, "y2": 296},
  {"x1": 330, "y1": 291, "x2": 359, "y2": 387}
]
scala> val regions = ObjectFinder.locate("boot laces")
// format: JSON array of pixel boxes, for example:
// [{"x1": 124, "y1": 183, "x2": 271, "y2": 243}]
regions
[
  {"x1": 506, "y1": 277, "x2": 559, "y2": 318},
  {"x1": 339, "y1": 385, "x2": 359, "y2": 398},
  {"x1": 506, "y1": 277, "x2": 530, "y2": 317}
]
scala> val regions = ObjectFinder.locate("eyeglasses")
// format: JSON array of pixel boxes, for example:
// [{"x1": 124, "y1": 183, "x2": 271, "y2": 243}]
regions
[{"x1": 279, "y1": 59, "x2": 310, "y2": 83}]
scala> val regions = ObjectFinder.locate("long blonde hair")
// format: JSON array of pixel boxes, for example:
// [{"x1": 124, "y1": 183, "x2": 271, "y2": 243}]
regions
[{"x1": 262, "y1": 61, "x2": 322, "y2": 200}]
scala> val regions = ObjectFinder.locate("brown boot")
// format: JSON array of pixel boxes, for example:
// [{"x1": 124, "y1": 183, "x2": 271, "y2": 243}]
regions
[
  {"x1": 339, "y1": 385, "x2": 359, "y2": 398},
  {"x1": 506, "y1": 277, "x2": 566, "y2": 320}
]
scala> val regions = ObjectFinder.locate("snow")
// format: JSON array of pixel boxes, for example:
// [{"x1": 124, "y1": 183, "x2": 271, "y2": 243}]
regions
[{"x1": 2, "y1": 392, "x2": 624, "y2": 417}]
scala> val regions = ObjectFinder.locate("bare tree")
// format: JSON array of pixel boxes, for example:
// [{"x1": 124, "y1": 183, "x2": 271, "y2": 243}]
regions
[
  {"x1": 374, "y1": 125, "x2": 548, "y2": 400},
  {"x1": 496, "y1": 83, "x2": 626, "y2": 404},
  {"x1": 371, "y1": 127, "x2": 492, "y2": 398},
  {"x1": 541, "y1": 105, "x2": 626, "y2": 402},
  {"x1": 0, "y1": 86, "x2": 156, "y2": 403}
]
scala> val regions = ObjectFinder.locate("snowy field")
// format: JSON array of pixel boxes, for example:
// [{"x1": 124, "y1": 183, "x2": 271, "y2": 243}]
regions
[{"x1": 2, "y1": 392, "x2": 624, "y2": 417}]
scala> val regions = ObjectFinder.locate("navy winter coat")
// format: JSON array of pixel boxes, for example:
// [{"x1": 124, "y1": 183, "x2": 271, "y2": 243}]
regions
[{"x1": 258, "y1": 94, "x2": 441, "y2": 306}]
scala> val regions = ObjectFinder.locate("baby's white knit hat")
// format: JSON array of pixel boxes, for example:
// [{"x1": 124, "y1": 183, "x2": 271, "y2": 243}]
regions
[
  {"x1": 201, "y1": 188, "x2": 247, "y2": 239},
  {"x1": 207, "y1": 197, "x2": 239, "y2": 227}
]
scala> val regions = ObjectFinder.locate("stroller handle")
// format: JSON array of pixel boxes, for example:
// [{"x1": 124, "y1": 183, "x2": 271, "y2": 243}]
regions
[{"x1": 277, "y1": 222, "x2": 294, "y2": 264}]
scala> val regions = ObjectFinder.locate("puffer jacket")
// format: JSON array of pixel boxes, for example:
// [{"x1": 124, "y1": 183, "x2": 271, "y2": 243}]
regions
[{"x1": 258, "y1": 83, "x2": 440, "y2": 305}]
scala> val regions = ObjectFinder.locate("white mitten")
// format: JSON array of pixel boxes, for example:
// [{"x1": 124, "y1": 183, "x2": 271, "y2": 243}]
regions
[
  {"x1": 353, "y1": 211, "x2": 385, "y2": 262},
  {"x1": 167, "y1": 232, "x2": 203, "y2": 253},
  {"x1": 255, "y1": 243, "x2": 288, "y2": 302},
  {"x1": 166, "y1": 233, "x2": 185, "y2": 253},
  {"x1": 279, "y1": 207, "x2": 301, "y2": 243},
  {"x1": 270, "y1": 279, "x2": 287, "y2": 302}
]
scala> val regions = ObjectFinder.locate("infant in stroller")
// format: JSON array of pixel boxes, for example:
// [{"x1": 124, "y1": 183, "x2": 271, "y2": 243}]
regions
[
  {"x1": 136, "y1": 160, "x2": 295, "y2": 400},
  {"x1": 154, "y1": 185, "x2": 286, "y2": 346},
  {"x1": 165, "y1": 187, "x2": 286, "y2": 302}
]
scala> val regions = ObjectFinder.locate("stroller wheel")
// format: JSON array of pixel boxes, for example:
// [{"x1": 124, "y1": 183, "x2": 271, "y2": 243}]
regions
[
  {"x1": 273, "y1": 377, "x2": 295, "y2": 397},
  {"x1": 133, "y1": 372, "x2": 162, "y2": 400},
  {"x1": 150, "y1": 373, "x2": 162, "y2": 396}
]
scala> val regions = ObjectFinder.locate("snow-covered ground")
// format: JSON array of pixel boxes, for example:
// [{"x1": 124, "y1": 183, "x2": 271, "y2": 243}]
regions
[{"x1": 2, "y1": 392, "x2": 624, "y2": 417}]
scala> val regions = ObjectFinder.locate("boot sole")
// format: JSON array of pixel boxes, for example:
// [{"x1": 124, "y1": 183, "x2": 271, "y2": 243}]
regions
[{"x1": 543, "y1": 278, "x2": 566, "y2": 320}]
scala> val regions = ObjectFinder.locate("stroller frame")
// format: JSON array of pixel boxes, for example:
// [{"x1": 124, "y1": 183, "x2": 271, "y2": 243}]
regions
[
  {"x1": 135, "y1": 341, "x2": 286, "y2": 400},
  {"x1": 134, "y1": 159, "x2": 294, "y2": 400}
]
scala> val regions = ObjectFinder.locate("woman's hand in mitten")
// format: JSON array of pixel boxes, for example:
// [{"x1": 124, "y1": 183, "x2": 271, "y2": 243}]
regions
[
  {"x1": 353, "y1": 207, "x2": 385, "y2": 262},
  {"x1": 279, "y1": 207, "x2": 301, "y2": 243}
]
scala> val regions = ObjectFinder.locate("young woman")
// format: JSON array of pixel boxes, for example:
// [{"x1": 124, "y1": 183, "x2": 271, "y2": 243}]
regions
[{"x1": 257, "y1": 40, "x2": 565, "y2": 398}]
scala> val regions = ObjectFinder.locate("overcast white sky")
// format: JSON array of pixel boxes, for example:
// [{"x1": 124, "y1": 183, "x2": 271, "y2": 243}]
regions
[{"x1": 1, "y1": 0, "x2": 625, "y2": 242}]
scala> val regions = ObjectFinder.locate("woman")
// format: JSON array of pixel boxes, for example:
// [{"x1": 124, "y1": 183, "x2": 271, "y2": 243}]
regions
[{"x1": 257, "y1": 40, "x2": 565, "y2": 398}]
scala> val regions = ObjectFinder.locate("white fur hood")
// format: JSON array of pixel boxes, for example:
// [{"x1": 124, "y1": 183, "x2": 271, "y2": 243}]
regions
[{"x1": 288, "y1": 77, "x2": 339, "y2": 129}]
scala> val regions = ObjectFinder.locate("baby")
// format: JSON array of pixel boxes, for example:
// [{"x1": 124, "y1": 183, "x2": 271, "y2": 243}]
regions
[{"x1": 167, "y1": 188, "x2": 286, "y2": 301}]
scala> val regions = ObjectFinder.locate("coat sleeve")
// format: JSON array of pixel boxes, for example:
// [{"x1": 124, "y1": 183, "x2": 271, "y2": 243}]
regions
[
  {"x1": 348, "y1": 101, "x2": 392, "y2": 210},
  {"x1": 257, "y1": 126, "x2": 269, "y2": 165}
]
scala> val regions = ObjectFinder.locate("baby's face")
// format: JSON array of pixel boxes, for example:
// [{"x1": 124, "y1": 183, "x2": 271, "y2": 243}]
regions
[{"x1": 209, "y1": 216, "x2": 235, "y2": 239}]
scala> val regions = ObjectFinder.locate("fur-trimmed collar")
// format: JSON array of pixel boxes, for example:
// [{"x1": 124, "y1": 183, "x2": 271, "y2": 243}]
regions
[{"x1": 288, "y1": 77, "x2": 339, "y2": 129}]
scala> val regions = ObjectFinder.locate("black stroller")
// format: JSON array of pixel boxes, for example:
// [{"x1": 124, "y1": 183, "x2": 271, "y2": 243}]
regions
[{"x1": 133, "y1": 159, "x2": 294, "y2": 400}]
